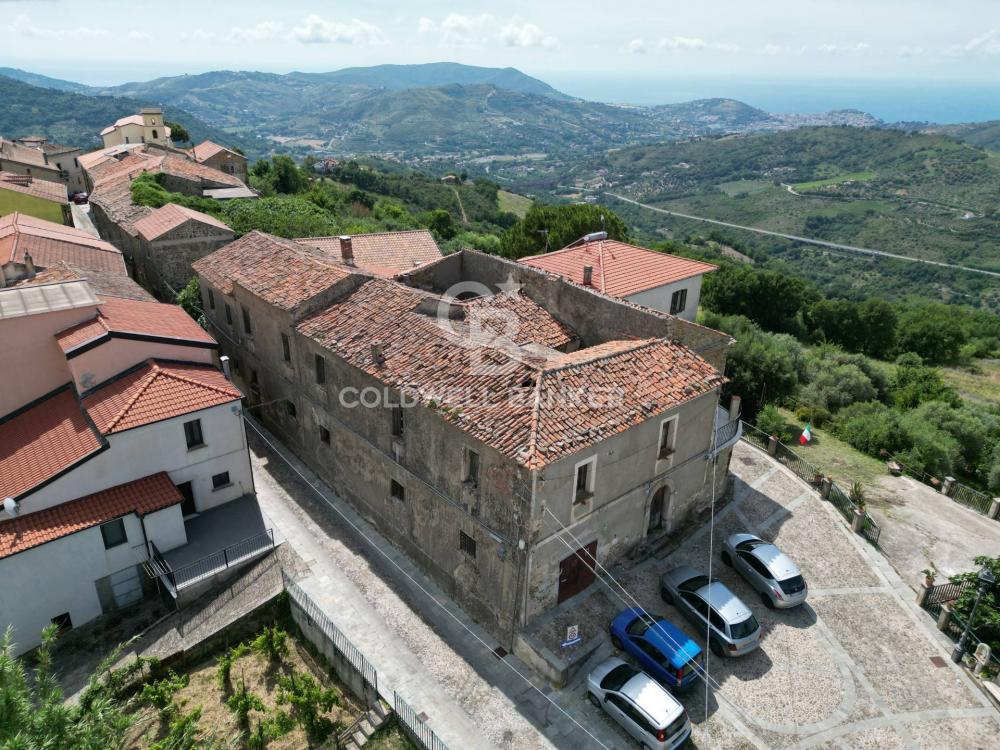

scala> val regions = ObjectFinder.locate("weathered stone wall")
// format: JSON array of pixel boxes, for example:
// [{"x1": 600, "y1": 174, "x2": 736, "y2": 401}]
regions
[{"x1": 135, "y1": 223, "x2": 234, "y2": 299}]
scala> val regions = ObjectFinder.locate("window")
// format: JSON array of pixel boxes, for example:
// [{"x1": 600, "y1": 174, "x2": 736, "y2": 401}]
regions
[
  {"x1": 56, "y1": 162, "x2": 62, "y2": 170},
  {"x1": 682, "y1": 591, "x2": 710, "y2": 619},
  {"x1": 212, "y1": 471, "x2": 231, "y2": 489},
  {"x1": 207, "y1": 289, "x2": 215, "y2": 310},
  {"x1": 740, "y1": 552, "x2": 773, "y2": 580},
  {"x1": 281, "y1": 333, "x2": 291, "y2": 362},
  {"x1": 285, "y1": 400, "x2": 297, "y2": 419},
  {"x1": 658, "y1": 417, "x2": 677, "y2": 460},
  {"x1": 574, "y1": 457, "x2": 595, "y2": 504},
  {"x1": 465, "y1": 449, "x2": 480, "y2": 487},
  {"x1": 670, "y1": 288, "x2": 688, "y2": 315},
  {"x1": 315, "y1": 354, "x2": 326, "y2": 384},
  {"x1": 100, "y1": 518, "x2": 127, "y2": 549},
  {"x1": 708, "y1": 608, "x2": 727, "y2": 632},
  {"x1": 74, "y1": 157, "x2": 79, "y2": 167},
  {"x1": 391, "y1": 406, "x2": 404, "y2": 437},
  {"x1": 225, "y1": 303, "x2": 233, "y2": 326},
  {"x1": 184, "y1": 418, "x2": 204, "y2": 449},
  {"x1": 459, "y1": 531, "x2": 477, "y2": 558},
  {"x1": 50, "y1": 612, "x2": 72, "y2": 634},
  {"x1": 242, "y1": 307, "x2": 252, "y2": 336},
  {"x1": 152, "y1": 129, "x2": 158, "y2": 140},
  {"x1": 319, "y1": 426, "x2": 331, "y2": 444},
  {"x1": 390, "y1": 479, "x2": 405, "y2": 501}
]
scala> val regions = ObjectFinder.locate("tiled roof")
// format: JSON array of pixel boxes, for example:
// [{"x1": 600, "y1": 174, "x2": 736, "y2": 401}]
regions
[
  {"x1": 520, "y1": 240, "x2": 717, "y2": 299},
  {"x1": 190, "y1": 140, "x2": 243, "y2": 163},
  {"x1": 83, "y1": 360, "x2": 241, "y2": 435},
  {"x1": 100, "y1": 115, "x2": 171, "y2": 139},
  {"x1": 295, "y1": 230, "x2": 441, "y2": 277},
  {"x1": 0, "y1": 387, "x2": 104, "y2": 499},
  {"x1": 3, "y1": 263, "x2": 81, "y2": 289},
  {"x1": 193, "y1": 231, "x2": 351, "y2": 310},
  {"x1": 0, "y1": 172, "x2": 68, "y2": 203},
  {"x1": 0, "y1": 213, "x2": 126, "y2": 274},
  {"x1": 0, "y1": 472, "x2": 181, "y2": 559},
  {"x1": 133, "y1": 203, "x2": 232, "y2": 241},
  {"x1": 55, "y1": 296, "x2": 217, "y2": 354},
  {"x1": 298, "y1": 278, "x2": 722, "y2": 468},
  {"x1": 0, "y1": 263, "x2": 152, "y2": 301},
  {"x1": 461, "y1": 290, "x2": 576, "y2": 350},
  {"x1": 0, "y1": 138, "x2": 59, "y2": 171},
  {"x1": 78, "y1": 143, "x2": 147, "y2": 171}
]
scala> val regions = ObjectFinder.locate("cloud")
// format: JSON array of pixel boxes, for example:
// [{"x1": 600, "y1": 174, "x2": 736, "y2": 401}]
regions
[
  {"x1": 292, "y1": 15, "x2": 383, "y2": 45},
  {"x1": 659, "y1": 36, "x2": 707, "y2": 51},
  {"x1": 627, "y1": 38, "x2": 646, "y2": 55},
  {"x1": 817, "y1": 42, "x2": 870, "y2": 55},
  {"x1": 128, "y1": 30, "x2": 152, "y2": 42},
  {"x1": 757, "y1": 43, "x2": 783, "y2": 56},
  {"x1": 228, "y1": 21, "x2": 283, "y2": 43},
  {"x1": 898, "y1": 46, "x2": 926, "y2": 58},
  {"x1": 4, "y1": 14, "x2": 108, "y2": 39},
  {"x1": 440, "y1": 13, "x2": 494, "y2": 45},
  {"x1": 182, "y1": 28, "x2": 216, "y2": 42},
  {"x1": 947, "y1": 29, "x2": 1000, "y2": 56},
  {"x1": 499, "y1": 22, "x2": 556, "y2": 50},
  {"x1": 417, "y1": 17, "x2": 434, "y2": 33}
]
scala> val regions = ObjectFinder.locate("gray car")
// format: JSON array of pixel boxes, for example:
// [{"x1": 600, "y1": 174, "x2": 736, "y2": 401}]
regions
[
  {"x1": 659, "y1": 566, "x2": 761, "y2": 657},
  {"x1": 587, "y1": 657, "x2": 691, "y2": 749},
  {"x1": 722, "y1": 533, "x2": 808, "y2": 609}
]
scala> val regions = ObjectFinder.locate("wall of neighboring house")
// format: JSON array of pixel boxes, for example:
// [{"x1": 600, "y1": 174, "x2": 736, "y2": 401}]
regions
[
  {"x1": 524, "y1": 389, "x2": 722, "y2": 621},
  {"x1": 19, "y1": 402, "x2": 252, "y2": 515},
  {"x1": 0, "y1": 503, "x2": 184, "y2": 656},
  {"x1": 626, "y1": 276, "x2": 704, "y2": 323},
  {"x1": 66, "y1": 339, "x2": 215, "y2": 393},
  {"x1": 0, "y1": 303, "x2": 98, "y2": 417},
  {"x1": 202, "y1": 152, "x2": 247, "y2": 182},
  {"x1": 0, "y1": 158, "x2": 61, "y2": 183},
  {"x1": 133, "y1": 223, "x2": 234, "y2": 300}
]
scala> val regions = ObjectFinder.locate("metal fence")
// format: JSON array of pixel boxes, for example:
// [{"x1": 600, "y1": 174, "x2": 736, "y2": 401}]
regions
[
  {"x1": 827, "y1": 483, "x2": 858, "y2": 523},
  {"x1": 394, "y1": 691, "x2": 450, "y2": 750},
  {"x1": 283, "y1": 572, "x2": 379, "y2": 700},
  {"x1": 741, "y1": 422, "x2": 770, "y2": 453},
  {"x1": 951, "y1": 483, "x2": 994, "y2": 516},
  {"x1": 921, "y1": 579, "x2": 975, "y2": 618},
  {"x1": 859, "y1": 514, "x2": 881, "y2": 547},
  {"x1": 935, "y1": 606, "x2": 1000, "y2": 676},
  {"x1": 169, "y1": 529, "x2": 276, "y2": 590}
]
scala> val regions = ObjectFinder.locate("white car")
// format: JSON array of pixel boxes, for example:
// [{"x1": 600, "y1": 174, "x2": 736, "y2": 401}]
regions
[
  {"x1": 721, "y1": 533, "x2": 808, "y2": 609},
  {"x1": 587, "y1": 657, "x2": 691, "y2": 749}
]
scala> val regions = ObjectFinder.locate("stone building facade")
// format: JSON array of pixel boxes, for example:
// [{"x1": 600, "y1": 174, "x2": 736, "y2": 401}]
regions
[{"x1": 193, "y1": 238, "x2": 740, "y2": 648}]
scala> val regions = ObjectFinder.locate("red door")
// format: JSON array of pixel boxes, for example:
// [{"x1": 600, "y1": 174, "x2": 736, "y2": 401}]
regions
[{"x1": 558, "y1": 541, "x2": 598, "y2": 603}]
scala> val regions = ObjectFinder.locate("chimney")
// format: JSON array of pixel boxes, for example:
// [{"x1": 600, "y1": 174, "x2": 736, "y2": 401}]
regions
[
  {"x1": 339, "y1": 235, "x2": 354, "y2": 265},
  {"x1": 371, "y1": 342, "x2": 385, "y2": 366},
  {"x1": 582, "y1": 265, "x2": 594, "y2": 286},
  {"x1": 220, "y1": 355, "x2": 232, "y2": 381},
  {"x1": 729, "y1": 395, "x2": 742, "y2": 421},
  {"x1": 23, "y1": 251, "x2": 35, "y2": 278}
]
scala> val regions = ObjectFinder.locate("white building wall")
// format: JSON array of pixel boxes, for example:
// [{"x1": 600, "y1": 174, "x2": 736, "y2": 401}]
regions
[
  {"x1": 0, "y1": 505, "x2": 185, "y2": 657},
  {"x1": 20, "y1": 402, "x2": 252, "y2": 515},
  {"x1": 68, "y1": 340, "x2": 214, "y2": 392},
  {"x1": 625, "y1": 275, "x2": 705, "y2": 322}
]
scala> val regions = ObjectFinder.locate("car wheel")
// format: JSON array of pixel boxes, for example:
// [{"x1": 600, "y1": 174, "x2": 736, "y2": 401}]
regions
[
  {"x1": 710, "y1": 638, "x2": 725, "y2": 658},
  {"x1": 611, "y1": 635, "x2": 624, "y2": 650},
  {"x1": 660, "y1": 587, "x2": 674, "y2": 605},
  {"x1": 721, "y1": 550, "x2": 732, "y2": 566},
  {"x1": 761, "y1": 591, "x2": 775, "y2": 609},
  {"x1": 588, "y1": 692, "x2": 601, "y2": 708}
]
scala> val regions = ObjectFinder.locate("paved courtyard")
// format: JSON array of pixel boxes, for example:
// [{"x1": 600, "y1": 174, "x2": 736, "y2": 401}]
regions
[{"x1": 547, "y1": 441, "x2": 1000, "y2": 749}]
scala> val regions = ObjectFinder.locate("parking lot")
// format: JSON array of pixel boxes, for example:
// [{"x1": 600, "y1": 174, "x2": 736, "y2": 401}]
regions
[{"x1": 546, "y1": 441, "x2": 1000, "y2": 749}]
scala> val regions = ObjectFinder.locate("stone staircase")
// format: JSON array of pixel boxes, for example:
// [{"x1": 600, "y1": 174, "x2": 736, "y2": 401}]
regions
[{"x1": 337, "y1": 699, "x2": 393, "y2": 749}]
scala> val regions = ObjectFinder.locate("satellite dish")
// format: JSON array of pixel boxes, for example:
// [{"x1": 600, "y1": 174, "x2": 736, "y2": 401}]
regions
[{"x1": 3, "y1": 497, "x2": 17, "y2": 517}]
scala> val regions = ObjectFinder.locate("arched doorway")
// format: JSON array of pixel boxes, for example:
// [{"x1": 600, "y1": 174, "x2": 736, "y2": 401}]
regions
[{"x1": 648, "y1": 485, "x2": 669, "y2": 535}]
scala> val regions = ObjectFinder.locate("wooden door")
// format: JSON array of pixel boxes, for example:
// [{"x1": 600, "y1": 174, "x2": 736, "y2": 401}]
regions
[
  {"x1": 558, "y1": 541, "x2": 598, "y2": 603},
  {"x1": 648, "y1": 486, "x2": 667, "y2": 535}
]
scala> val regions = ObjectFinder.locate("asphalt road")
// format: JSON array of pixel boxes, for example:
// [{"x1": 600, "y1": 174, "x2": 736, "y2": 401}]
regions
[{"x1": 606, "y1": 192, "x2": 1000, "y2": 279}]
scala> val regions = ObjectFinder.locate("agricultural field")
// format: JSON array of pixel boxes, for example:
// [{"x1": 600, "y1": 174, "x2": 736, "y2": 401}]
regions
[
  {"x1": 497, "y1": 189, "x2": 532, "y2": 217},
  {"x1": 792, "y1": 170, "x2": 875, "y2": 191},
  {"x1": 942, "y1": 358, "x2": 1000, "y2": 407}
]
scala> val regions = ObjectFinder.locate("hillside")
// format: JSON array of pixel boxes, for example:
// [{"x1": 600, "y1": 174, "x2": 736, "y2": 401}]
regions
[
  {"x1": 0, "y1": 67, "x2": 89, "y2": 93},
  {"x1": 0, "y1": 75, "x2": 251, "y2": 154},
  {"x1": 581, "y1": 127, "x2": 1000, "y2": 310},
  {"x1": 921, "y1": 120, "x2": 1000, "y2": 152}
]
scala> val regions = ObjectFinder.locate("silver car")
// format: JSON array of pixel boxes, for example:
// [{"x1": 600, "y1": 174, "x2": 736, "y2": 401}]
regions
[
  {"x1": 722, "y1": 533, "x2": 808, "y2": 609},
  {"x1": 587, "y1": 657, "x2": 691, "y2": 749},
  {"x1": 659, "y1": 566, "x2": 761, "y2": 658}
]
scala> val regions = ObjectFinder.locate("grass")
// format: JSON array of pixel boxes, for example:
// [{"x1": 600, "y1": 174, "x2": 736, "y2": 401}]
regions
[
  {"x1": 942, "y1": 358, "x2": 1000, "y2": 406},
  {"x1": 366, "y1": 717, "x2": 420, "y2": 750},
  {"x1": 792, "y1": 171, "x2": 876, "y2": 191},
  {"x1": 498, "y1": 189, "x2": 532, "y2": 217},
  {"x1": 0, "y1": 188, "x2": 65, "y2": 223},
  {"x1": 716, "y1": 179, "x2": 772, "y2": 197}
]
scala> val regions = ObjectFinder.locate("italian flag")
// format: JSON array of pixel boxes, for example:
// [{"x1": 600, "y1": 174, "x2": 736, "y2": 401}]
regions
[{"x1": 799, "y1": 424, "x2": 812, "y2": 445}]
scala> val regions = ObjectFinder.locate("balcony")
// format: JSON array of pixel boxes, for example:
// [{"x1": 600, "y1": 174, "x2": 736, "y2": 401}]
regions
[{"x1": 710, "y1": 406, "x2": 742, "y2": 457}]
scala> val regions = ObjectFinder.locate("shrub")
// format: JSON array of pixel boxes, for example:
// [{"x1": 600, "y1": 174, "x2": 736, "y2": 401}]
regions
[
  {"x1": 141, "y1": 670, "x2": 189, "y2": 719},
  {"x1": 799, "y1": 363, "x2": 877, "y2": 412},
  {"x1": 755, "y1": 404, "x2": 790, "y2": 441},
  {"x1": 216, "y1": 642, "x2": 251, "y2": 693},
  {"x1": 252, "y1": 626, "x2": 289, "y2": 664},
  {"x1": 832, "y1": 402, "x2": 908, "y2": 457},
  {"x1": 226, "y1": 679, "x2": 265, "y2": 731},
  {"x1": 890, "y1": 353, "x2": 959, "y2": 408},
  {"x1": 276, "y1": 671, "x2": 342, "y2": 744},
  {"x1": 794, "y1": 404, "x2": 831, "y2": 428}
]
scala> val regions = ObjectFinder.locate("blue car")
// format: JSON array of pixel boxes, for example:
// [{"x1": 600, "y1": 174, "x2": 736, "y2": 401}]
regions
[{"x1": 609, "y1": 607, "x2": 703, "y2": 691}]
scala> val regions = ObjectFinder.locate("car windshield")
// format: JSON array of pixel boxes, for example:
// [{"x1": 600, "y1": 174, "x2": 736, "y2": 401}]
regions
[
  {"x1": 628, "y1": 614, "x2": 657, "y2": 637},
  {"x1": 729, "y1": 615, "x2": 759, "y2": 640},
  {"x1": 735, "y1": 539, "x2": 764, "y2": 552},
  {"x1": 601, "y1": 664, "x2": 639, "y2": 692},
  {"x1": 665, "y1": 712, "x2": 688, "y2": 739},
  {"x1": 679, "y1": 575, "x2": 711, "y2": 592},
  {"x1": 779, "y1": 575, "x2": 806, "y2": 595}
]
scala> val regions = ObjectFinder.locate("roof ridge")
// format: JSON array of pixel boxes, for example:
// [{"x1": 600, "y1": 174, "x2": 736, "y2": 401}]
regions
[
  {"x1": 597, "y1": 242, "x2": 608, "y2": 293},
  {"x1": 102, "y1": 361, "x2": 161, "y2": 433},
  {"x1": 524, "y1": 370, "x2": 545, "y2": 469},
  {"x1": 156, "y1": 364, "x2": 240, "y2": 399},
  {"x1": 542, "y1": 338, "x2": 664, "y2": 375}
]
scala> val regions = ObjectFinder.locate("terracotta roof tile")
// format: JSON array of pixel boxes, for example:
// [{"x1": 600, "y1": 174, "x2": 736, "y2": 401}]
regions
[
  {"x1": 55, "y1": 296, "x2": 217, "y2": 354},
  {"x1": 133, "y1": 203, "x2": 232, "y2": 241},
  {"x1": 190, "y1": 140, "x2": 243, "y2": 163},
  {"x1": 0, "y1": 387, "x2": 104, "y2": 499},
  {"x1": 0, "y1": 172, "x2": 68, "y2": 203},
  {"x1": 193, "y1": 231, "x2": 350, "y2": 310},
  {"x1": 295, "y1": 230, "x2": 441, "y2": 277},
  {"x1": 83, "y1": 360, "x2": 241, "y2": 435},
  {"x1": 0, "y1": 473, "x2": 181, "y2": 559},
  {"x1": 0, "y1": 213, "x2": 126, "y2": 274},
  {"x1": 298, "y1": 278, "x2": 722, "y2": 468},
  {"x1": 520, "y1": 239, "x2": 717, "y2": 299},
  {"x1": 0, "y1": 138, "x2": 58, "y2": 171}
]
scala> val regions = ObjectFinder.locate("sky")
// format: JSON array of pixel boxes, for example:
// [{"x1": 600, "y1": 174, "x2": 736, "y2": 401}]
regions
[{"x1": 2, "y1": 0, "x2": 1000, "y2": 94}]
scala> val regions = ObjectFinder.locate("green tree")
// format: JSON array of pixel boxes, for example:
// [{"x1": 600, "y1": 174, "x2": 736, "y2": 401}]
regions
[
  {"x1": 424, "y1": 208, "x2": 457, "y2": 240},
  {"x1": 702, "y1": 265, "x2": 812, "y2": 334},
  {"x1": 165, "y1": 121, "x2": 191, "y2": 144},
  {"x1": 949, "y1": 555, "x2": 1000, "y2": 657},
  {"x1": 498, "y1": 204, "x2": 629, "y2": 258},
  {"x1": 890, "y1": 353, "x2": 959, "y2": 408},
  {"x1": 857, "y1": 298, "x2": 898, "y2": 358},
  {"x1": 269, "y1": 155, "x2": 307, "y2": 195},
  {"x1": 219, "y1": 197, "x2": 336, "y2": 238},
  {"x1": 176, "y1": 277, "x2": 203, "y2": 322},
  {"x1": 809, "y1": 299, "x2": 863, "y2": 351},
  {"x1": 895, "y1": 303, "x2": 968, "y2": 364},
  {"x1": 799, "y1": 363, "x2": 877, "y2": 412}
]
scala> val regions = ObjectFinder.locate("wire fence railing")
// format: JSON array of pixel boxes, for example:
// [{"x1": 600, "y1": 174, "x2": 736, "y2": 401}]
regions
[
  {"x1": 394, "y1": 691, "x2": 451, "y2": 750},
  {"x1": 168, "y1": 529, "x2": 276, "y2": 590},
  {"x1": 888, "y1": 454, "x2": 996, "y2": 520}
]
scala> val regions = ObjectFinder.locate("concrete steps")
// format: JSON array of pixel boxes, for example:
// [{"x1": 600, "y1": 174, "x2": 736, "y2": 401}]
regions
[{"x1": 339, "y1": 699, "x2": 392, "y2": 749}]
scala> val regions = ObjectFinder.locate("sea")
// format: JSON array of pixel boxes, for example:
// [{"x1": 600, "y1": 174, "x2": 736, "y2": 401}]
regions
[{"x1": 544, "y1": 74, "x2": 1000, "y2": 124}]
